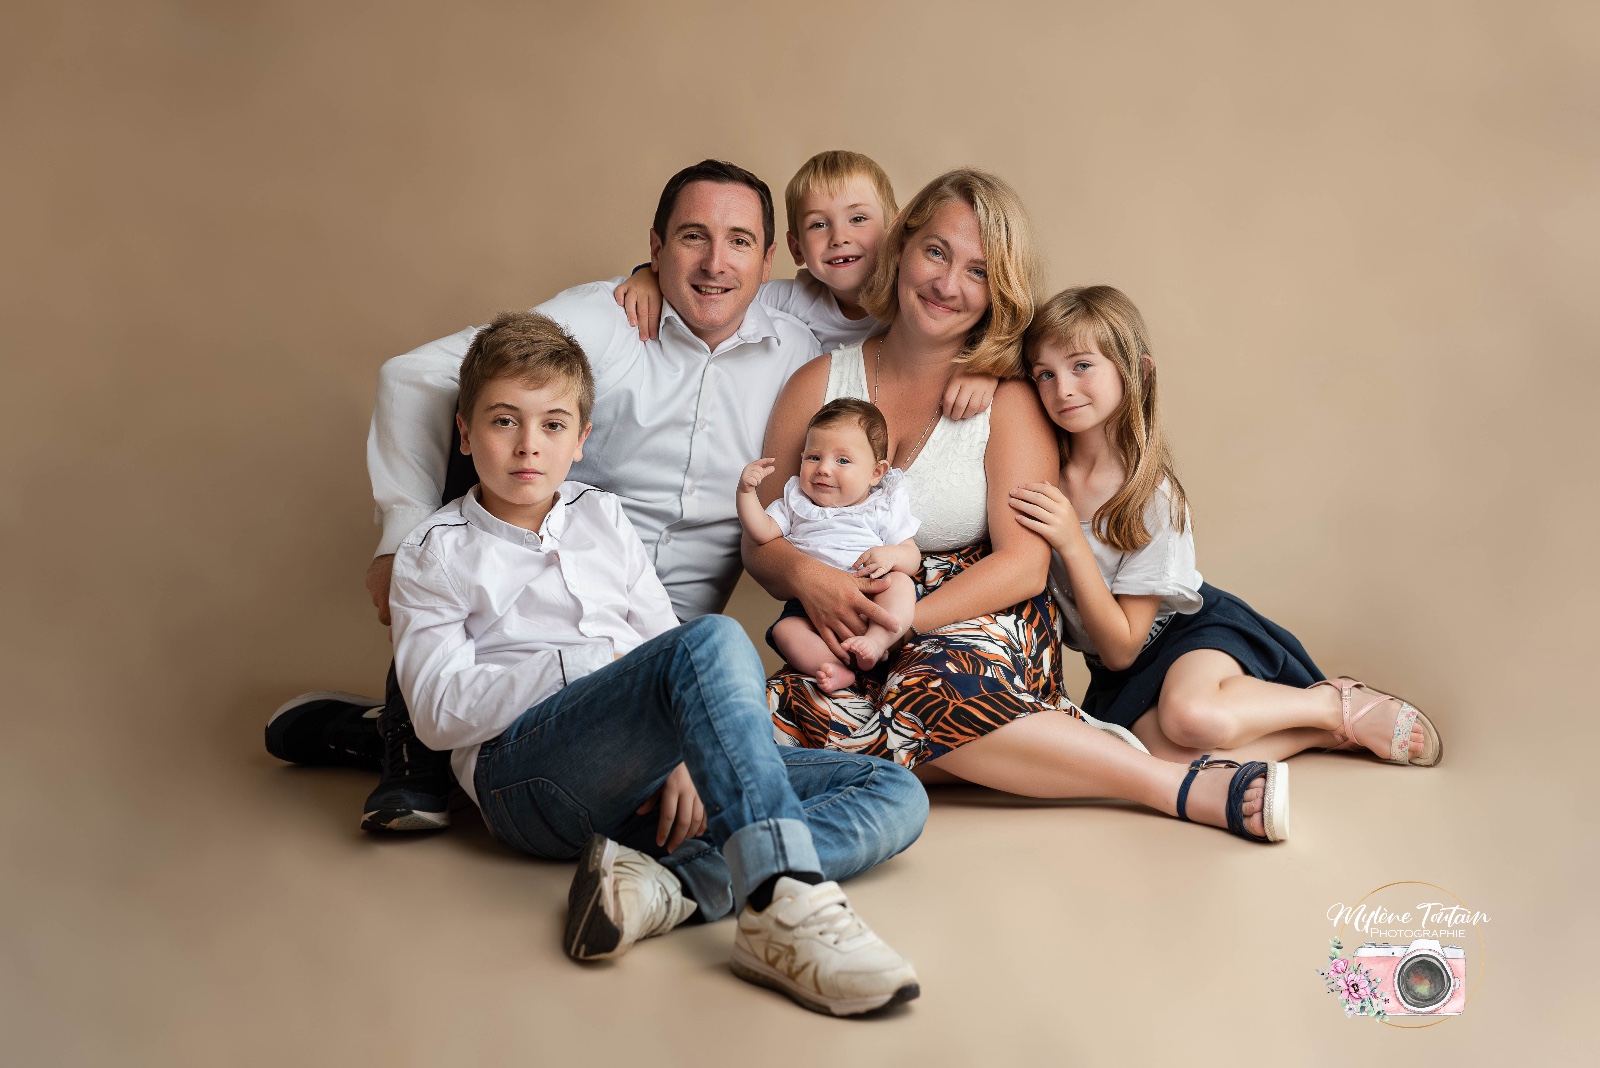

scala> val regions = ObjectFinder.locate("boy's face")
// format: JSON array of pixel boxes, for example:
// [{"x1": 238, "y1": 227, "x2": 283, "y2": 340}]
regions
[
  {"x1": 456, "y1": 376, "x2": 591, "y2": 524},
  {"x1": 787, "y1": 177, "x2": 889, "y2": 299},
  {"x1": 799, "y1": 422, "x2": 889, "y2": 509}
]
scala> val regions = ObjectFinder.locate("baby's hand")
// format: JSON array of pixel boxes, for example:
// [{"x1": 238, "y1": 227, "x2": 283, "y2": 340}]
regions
[
  {"x1": 739, "y1": 458, "x2": 776, "y2": 494},
  {"x1": 943, "y1": 372, "x2": 999, "y2": 420},
  {"x1": 851, "y1": 545, "x2": 898, "y2": 579},
  {"x1": 614, "y1": 266, "x2": 663, "y2": 342}
]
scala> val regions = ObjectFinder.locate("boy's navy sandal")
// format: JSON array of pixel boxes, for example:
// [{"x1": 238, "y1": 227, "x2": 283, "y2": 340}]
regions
[
  {"x1": 360, "y1": 688, "x2": 455, "y2": 832},
  {"x1": 265, "y1": 691, "x2": 384, "y2": 770},
  {"x1": 1175, "y1": 754, "x2": 1289, "y2": 843}
]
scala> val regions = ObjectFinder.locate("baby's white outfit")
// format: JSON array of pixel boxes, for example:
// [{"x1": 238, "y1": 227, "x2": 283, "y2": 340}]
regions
[{"x1": 764, "y1": 468, "x2": 920, "y2": 571}]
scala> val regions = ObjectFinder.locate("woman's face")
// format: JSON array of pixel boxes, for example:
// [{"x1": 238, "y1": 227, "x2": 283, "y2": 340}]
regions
[{"x1": 894, "y1": 198, "x2": 991, "y2": 347}]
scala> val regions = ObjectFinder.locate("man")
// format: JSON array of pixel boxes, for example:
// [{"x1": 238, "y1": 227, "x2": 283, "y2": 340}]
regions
[{"x1": 270, "y1": 160, "x2": 869, "y2": 831}]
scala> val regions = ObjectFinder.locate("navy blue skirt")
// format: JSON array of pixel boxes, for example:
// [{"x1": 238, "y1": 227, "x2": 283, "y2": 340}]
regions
[{"x1": 1079, "y1": 583, "x2": 1325, "y2": 728}]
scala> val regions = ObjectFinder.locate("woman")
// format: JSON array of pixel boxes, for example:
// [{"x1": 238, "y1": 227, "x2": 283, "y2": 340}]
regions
[{"x1": 746, "y1": 169, "x2": 1284, "y2": 842}]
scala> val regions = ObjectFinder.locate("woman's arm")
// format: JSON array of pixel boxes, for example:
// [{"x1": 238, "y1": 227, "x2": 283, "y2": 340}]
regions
[
  {"x1": 742, "y1": 356, "x2": 897, "y2": 653},
  {"x1": 911, "y1": 380, "x2": 1056, "y2": 632},
  {"x1": 1008, "y1": 483, "x2": 1162, "y2": 671}
]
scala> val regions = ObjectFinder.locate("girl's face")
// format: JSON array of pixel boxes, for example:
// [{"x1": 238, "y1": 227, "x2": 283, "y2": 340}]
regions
[
  {"x1": 894, "y1": 198, "x2": 991, "y2": 347},
  {"x1": 1029, "y1": 334, "x2": 1126, "y2": 436},
  {"x1": 800, "y1": 422, "x2": 889, "y2": 508}
]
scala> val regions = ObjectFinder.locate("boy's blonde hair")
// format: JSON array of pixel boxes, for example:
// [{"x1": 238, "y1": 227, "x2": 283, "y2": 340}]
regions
[
  {"x1": 457, "y1": 311, "x2": 595, "y2": 425},
  {"x1": 1025, "y1": 286, "x2": 1189, "y2": 553},
  {"x1": 783, "y1": 151, "x2": 899, "y2": 236},
  {"x1": 859, "y1": 168, "x2": 1040, "y2": 379}
]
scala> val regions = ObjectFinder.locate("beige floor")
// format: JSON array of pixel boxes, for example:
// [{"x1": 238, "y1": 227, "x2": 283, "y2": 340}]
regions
[{"x1": 3, "y1": 2, "x2": 1597, "y2": 1064}]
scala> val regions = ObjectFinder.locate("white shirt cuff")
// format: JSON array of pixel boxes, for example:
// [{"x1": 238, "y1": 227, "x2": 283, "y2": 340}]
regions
[
  {"x1": 560, "y1": 640, "x2": 617, "y2": 686},
  {"x1": 376, "y1": 505, "x2": 439, "y2": 557}
]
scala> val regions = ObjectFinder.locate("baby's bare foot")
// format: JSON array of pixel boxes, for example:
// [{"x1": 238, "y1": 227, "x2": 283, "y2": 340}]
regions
[
  {"x1": 840, "y1": 635, "x2": 886, "y2": 670},
  {"x1": 814, "y1": 661, "x2": 857, "y2": 693},
  {"x1": 1182, "y1": 765, "x2": 1265, "y2": 839}
]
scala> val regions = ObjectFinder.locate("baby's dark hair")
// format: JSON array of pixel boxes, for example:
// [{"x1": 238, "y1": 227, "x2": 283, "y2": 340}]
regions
[{"x1": 806, "y1": 398, "x2": 889, "y2": 462}]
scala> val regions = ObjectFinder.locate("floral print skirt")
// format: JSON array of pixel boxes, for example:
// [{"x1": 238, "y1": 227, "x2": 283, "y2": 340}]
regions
[{"x1": 767, "y1": 543, "x2": 1078, "y2": 769}]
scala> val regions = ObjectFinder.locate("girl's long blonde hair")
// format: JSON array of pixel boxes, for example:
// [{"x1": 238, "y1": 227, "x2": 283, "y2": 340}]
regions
[{"x1": 1025, "y1": 285, "x2": 1188, "y2": 552}]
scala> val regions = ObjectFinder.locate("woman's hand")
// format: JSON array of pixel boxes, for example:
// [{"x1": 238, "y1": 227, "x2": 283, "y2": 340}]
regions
[
  {"x1": 635, "y1": 762, "x2": 706, "y2": 851},
  {"x1": 1008, "y1": 481, "x2": 1080, "y2": 557},
  {"x1": 794, "y1": 563, "x2": 896, "y2": 657},
  {"x1": 614, "y1": 267, "x2": 663, "y2": 341},
  {"x1": 943, "y1": 372, "x2": 999, "y2": 421}
]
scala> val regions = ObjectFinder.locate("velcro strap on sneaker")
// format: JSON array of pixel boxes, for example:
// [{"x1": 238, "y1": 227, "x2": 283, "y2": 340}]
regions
[{"x1": 770, "y1": 881, "x2": 848, "y2": 927}]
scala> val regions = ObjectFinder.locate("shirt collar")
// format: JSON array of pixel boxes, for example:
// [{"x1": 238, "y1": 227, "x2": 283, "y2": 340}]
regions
[
  {"x1": 462, "y1": 484, "x2": 570, "y2": 552},
  {"x1": 659, "y1": 295, "x2": 782, "y2": 355}
]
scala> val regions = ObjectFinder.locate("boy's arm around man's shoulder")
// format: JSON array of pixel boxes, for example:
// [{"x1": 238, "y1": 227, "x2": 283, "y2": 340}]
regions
[{"x1": 389, "y1": 527, "x2": 614, "y2": 752}]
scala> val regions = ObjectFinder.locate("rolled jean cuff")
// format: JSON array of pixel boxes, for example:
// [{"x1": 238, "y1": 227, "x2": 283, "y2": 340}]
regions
[
  {"x1": 657, "y1": 840, "x2": 733, "y2": 922},
  {"x1": 724, "y1": 817, "x2": 821, "y2": 913}
]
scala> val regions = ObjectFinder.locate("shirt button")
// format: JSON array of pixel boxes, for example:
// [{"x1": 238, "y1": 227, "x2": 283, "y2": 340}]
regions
[
  {"x1": 697, "y1": 419, "x2": 708, "y2": 430},
  {"x1": 662, "y1": 533, "x2": 673, "y2": 544},
  {"x1": 685, "y1": 483, "x2": 695, "y2": 495}
]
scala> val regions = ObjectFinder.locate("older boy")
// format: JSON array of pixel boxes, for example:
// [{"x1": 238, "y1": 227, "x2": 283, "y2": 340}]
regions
[{"x1": 393, "y1": 309, "x2": 925, "y2": 1015}]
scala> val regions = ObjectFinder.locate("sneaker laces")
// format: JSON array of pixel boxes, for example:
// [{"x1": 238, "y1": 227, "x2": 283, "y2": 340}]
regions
[
  {"x1": 792, "y1": 891, "x2": 872, "y2": 949},
  {"x1": 377, "y1": 704, "x2": 449, "y2": 781}
]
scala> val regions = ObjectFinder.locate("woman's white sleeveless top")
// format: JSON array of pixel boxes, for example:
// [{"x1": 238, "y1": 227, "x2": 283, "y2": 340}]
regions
[{"x1": 822, "y1": 344, "x2": 990, "y2": 553}]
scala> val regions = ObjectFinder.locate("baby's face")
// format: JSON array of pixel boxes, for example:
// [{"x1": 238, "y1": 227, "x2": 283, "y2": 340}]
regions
[{"x1": 799, "y1": 422, "x2": 887, "y2": 508}]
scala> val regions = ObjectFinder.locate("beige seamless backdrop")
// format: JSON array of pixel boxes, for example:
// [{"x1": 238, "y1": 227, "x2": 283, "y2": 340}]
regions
[{"x1": 2, "y1": 1, "x2": 1596, "y2": 1064}]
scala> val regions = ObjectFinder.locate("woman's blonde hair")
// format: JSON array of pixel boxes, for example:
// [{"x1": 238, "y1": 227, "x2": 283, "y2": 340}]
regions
[
  {"x1": 1025, "y1": 285, "x2": 1189, "y2": 552},
  {"x1": 859, "y1": 168, "x2": 1039, "y2": 378}
]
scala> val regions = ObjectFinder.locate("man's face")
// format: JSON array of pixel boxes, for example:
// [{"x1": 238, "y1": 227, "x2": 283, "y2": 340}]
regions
[
  {"x1": 456, "y1": 376, "x2": 590, "y2": 528},
  {"x1": 649, "y1": 180, "x2": 775, "y2": 349}
]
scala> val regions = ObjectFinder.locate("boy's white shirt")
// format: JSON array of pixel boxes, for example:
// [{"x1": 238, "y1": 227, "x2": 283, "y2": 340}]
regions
[
  {"x1": 365, "y1": 278, "x2": 819, "y2": 621},
  {"x1": 758, "y1": 270, "x2": 882, "y2": 353},
  {"x1": 388, "y1": 481, "x2": 679, "y2": 805}
]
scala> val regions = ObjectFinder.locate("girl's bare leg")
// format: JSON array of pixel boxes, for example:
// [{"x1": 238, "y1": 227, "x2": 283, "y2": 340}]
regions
[
  {"x1": 1133, "y1": 712, "x2": 1334, "y2": 764},
  {"x1": 840, "y1": 573, "x2": 916, "y2": 669},
  {"x1": 1155, "y1": 649, "x2": 1425, "y2": 758},
  {"x1": 926, "y1": 711, "x2": 1267, "y2": 838},
  {"x1": 771, "y1": 616, "x2": 855, "y2": 693}
]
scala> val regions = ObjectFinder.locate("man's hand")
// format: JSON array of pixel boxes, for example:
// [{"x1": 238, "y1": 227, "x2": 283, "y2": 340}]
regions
[
  {"x1": 366, "y1": 554, "x2": 396, "y2": 627},
  {"x1": 635, "y1": 762, "x2": 706, "y2": 851}
]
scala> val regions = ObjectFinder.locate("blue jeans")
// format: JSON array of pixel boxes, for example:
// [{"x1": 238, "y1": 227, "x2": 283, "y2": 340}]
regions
[{"x1": 474, "y1": 615, "x2": 927, "y2": 920}]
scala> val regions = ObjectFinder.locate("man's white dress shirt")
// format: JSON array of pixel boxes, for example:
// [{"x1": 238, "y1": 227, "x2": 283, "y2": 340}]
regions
[
  {"x1": 367, "y1": 279, "x2": 820, "y2": 619},
  {"x1": 389, "y1": 483, "x2": 679, "y2": 805}
]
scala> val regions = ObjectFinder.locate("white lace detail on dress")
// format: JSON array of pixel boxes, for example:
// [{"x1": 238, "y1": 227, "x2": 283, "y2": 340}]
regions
[{"x1": 823, "y1": 345, "x2": 989, "y2": 552}]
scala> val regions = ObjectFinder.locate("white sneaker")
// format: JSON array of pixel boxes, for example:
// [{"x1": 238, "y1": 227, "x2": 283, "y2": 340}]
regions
[
  {"x1": 731, "y1": 877, "x2": 920, "y2": 1016},
  {"x1": 564, "y1": 835, "x2": 697, "y2": 961}
]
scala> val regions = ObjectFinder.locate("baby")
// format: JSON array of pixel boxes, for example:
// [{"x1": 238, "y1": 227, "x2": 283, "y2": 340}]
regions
[{"x1": 738, "y1": 398, "x2": 921, "y2": 692}]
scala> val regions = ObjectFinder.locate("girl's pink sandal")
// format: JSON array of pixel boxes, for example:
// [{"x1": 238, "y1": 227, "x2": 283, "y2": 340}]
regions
[{"x1": 1311, "y1": 677, "x2": 1442, "y2": 767}]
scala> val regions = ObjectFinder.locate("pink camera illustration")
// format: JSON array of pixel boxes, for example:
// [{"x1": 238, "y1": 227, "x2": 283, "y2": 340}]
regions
[{"x1": 1354, "y1": 939, "x2": 1466, "y2": 1015}]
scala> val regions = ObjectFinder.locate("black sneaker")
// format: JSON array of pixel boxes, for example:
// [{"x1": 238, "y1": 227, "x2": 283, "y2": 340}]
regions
[
  {"x1": 265, "y1": 691, "x2": 384, "y2": 769},
  {"x1": 360, "y1": 671, "x2": 455, "y2": 833}
]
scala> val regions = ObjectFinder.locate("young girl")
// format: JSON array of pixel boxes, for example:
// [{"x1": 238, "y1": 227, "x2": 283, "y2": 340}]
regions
[
  {"x1": 1009, "y1": 286, "x2": 1443, "y2": 770},
  {"x1": 738, "y1": 398, "x2": 920, "y2": 693}
]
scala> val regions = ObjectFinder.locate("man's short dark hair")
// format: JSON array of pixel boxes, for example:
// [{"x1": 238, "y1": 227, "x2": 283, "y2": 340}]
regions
[{"x1": 652, "y1": 160, "x2": 775, "y2": 250}]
